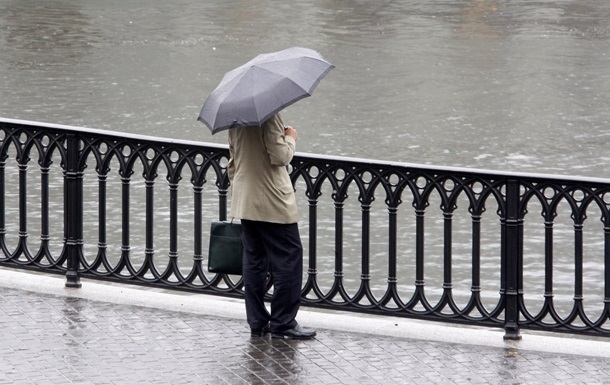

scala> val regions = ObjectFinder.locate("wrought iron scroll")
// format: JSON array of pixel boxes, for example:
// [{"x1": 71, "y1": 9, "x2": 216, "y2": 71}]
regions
[{"x1": 1, "y1": 118, "x2": 609, "y2": 339}]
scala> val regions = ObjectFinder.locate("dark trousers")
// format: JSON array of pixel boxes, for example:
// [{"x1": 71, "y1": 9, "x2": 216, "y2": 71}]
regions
[{"x1": 241, "y1": 220, "x2": 303, "y2": 333}]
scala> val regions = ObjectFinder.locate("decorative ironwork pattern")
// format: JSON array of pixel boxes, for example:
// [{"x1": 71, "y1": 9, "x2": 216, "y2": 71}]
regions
[{"x1": 1, "y1": 118, "x2": 609, "y2": 339}]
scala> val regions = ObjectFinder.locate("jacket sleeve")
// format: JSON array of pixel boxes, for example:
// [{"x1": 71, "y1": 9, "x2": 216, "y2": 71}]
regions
[
  {"x1": 263, "y1": 114, "x2": 295, "y2": 166},
  {"x1": 227, "y1": 132, "x2": 235, "y2": 183}
]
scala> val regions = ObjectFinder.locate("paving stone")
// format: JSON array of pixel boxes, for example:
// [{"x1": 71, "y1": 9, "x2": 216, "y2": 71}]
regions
[{"x1": 1, "y1": 287, "x2": 610, "y2": 384}]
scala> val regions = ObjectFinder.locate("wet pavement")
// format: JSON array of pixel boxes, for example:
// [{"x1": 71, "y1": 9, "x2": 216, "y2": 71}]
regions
[{"x1": 1, "y1": 268, "x2": 610, "y2": 385}]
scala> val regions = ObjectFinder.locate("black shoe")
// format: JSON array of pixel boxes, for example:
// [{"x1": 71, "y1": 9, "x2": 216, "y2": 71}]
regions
[
  {"x1": 250, "y1": 324, "x2": 271, "y2": 337},
  {"x1": 271, "y1": 324, "x2": 316, "y2": 340}
]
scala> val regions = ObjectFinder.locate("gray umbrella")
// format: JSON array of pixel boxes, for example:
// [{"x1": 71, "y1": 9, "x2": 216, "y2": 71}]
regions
[{"x1": 198, "y1": 47, "x2": 335, "y2": 134}]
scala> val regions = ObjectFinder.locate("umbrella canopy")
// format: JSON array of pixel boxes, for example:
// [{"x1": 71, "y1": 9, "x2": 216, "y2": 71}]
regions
[{"x1": 198, "y1": 47, "x2": 335, "y2": 134}]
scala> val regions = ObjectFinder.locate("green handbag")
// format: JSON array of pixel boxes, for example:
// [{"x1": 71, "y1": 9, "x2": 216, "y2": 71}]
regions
[{"x1": 208, "y1": 221, "x2": 243, "y2": 275}]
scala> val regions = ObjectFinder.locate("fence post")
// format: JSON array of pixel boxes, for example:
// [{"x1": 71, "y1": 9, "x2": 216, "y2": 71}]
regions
[
  {"x1": 503, "y1": 179, "x2": 521, "y2": 340},
  {"x1": 64, "y1": 134, "x2": 82, "y2": 288},
  {"x1": 218, "y1": 172, "x2": 229, "y2": 222}
]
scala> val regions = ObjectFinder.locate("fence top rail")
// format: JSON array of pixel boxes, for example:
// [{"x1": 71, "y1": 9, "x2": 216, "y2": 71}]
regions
[
  {"x1": 0, "y1": 116, "x2": 222, "y2": 149},
  {"x1": 293, "y1": 151, "x2": 610, "y2": 185},
  {"x1": 2, "y1": 116, "x2": 609, "y2": 186}
]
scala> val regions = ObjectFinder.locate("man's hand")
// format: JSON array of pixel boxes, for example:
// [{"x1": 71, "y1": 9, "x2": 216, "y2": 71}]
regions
[{"x1": 284, "y1": 126, "x2": 298, "y2": 141}]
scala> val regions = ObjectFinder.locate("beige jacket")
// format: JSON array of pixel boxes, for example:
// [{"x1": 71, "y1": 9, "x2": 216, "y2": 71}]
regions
[{"x1": 227, "y1": 114, "x2": 298, "y2": 224}]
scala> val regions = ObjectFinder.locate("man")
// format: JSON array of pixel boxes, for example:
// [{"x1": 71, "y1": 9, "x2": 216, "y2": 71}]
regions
[{"x1": 227, "y1": 113, "x2": 316, "y2": 340}]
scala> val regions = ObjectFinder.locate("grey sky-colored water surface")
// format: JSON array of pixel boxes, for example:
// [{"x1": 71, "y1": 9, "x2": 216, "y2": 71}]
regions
[{"x1": 2, "y1": 0, "x2": 609, "y2": 176}]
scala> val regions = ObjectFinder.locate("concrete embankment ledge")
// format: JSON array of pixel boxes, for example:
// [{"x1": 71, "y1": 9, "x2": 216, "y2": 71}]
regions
[{"x1": 1, "y1": 267, "x2": 608, "y2": 359}]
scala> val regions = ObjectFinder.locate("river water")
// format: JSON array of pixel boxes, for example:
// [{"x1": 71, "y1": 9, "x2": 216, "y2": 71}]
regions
[
  {"x1": 1, "y1": 0, "x2": 610, "y2": 314},
  {"x1": 2, "y1": 0, "x2": 610, "y2": 176}
]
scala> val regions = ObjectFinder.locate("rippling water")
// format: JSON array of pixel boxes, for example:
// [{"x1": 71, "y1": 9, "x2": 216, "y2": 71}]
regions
[
  {"x1": 2, "y1": 0, "x2": 609, "y2": 176},
  {"x1": 1, "y1": 0, "x2": 610, "y2": 313}
]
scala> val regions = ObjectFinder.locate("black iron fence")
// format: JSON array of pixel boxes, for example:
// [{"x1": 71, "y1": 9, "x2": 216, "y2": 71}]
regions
[{"x1": 1, "y1": 117, "x2": 609, "y2": 340}]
